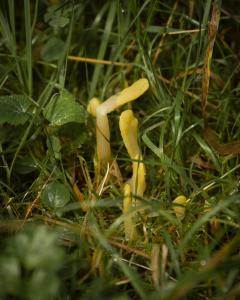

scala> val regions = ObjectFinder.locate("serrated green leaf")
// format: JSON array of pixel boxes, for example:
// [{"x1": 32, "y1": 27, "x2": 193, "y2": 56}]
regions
[
  {"x1": 0, "y1": 95, "x2": 32, "y2": 125},
  {"x1": 43, "y1": 91, "x2": 86, "y2": 126},
  {"x1": 41, "y1": 181, "x2": 70, "y2": 210}
]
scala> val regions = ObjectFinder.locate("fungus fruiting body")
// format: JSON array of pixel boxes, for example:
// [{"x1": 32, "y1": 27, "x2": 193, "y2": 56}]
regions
[
  {"x1": 123, "y1": 183, "x2": 137, "y2": 241},
  {"x1": 131, "y1": 155, "x2": 146, "y2": 198},
  {"x1": 87, "y1": 79, "x2": 149, "y2": 237},
  {"x1": 172, "y1": 195, "x2": 187, "y2": 220},
  {"x1": 119, "y1": 110, "x2": 140, "y2": 160},
  {"x1": 119, "y1": 110, "x2": 146, "y2": 199},
  {"x1": 88, "y1": 79, "x2": 149, "y2": 168},
  {"x1": 120, "y1": 109, "x2": 147, "y2": 240},
  {"x1": 87, "y1": 97, "x2": 101, "y2": 117},
  {"x1": 87, "y1": 97, "x2": 111, "y2": 164}
]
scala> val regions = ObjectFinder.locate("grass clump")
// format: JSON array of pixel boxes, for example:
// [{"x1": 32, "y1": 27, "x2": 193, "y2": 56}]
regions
[{"x1": 0, "y1": 0, "x2": 240, "y2": 299}]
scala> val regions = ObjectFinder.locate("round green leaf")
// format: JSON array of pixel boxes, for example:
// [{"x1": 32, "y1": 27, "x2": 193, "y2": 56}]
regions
[
  {"x1": 41, "y1": 181, "x2": 70, "y2": 210},
  {"x1": 0, "y1": 95, "x2": 32, "y2": 125}
]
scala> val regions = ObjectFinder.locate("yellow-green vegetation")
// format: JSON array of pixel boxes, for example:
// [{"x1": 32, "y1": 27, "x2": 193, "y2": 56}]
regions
[
  {"x1": 172, "y1": 195, "x2": 187, "y2": 220},
  {"x1": 1, "y1": 1, "x2": 240, "y2": 300}
]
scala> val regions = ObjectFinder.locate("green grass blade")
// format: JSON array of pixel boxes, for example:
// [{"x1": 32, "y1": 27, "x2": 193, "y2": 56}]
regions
[
  {"x1": 24, "y1": 0, "x2": 32, "y2": 96},
  {"x1": 89, "y1": 1, "x2": 116, "y2": 98}
]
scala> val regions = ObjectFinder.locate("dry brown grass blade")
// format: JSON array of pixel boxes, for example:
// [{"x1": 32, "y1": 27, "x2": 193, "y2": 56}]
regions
[
  {"x1": 23, "y1": 177, "x2": 50, "y2": 223},
  {"x1": 190, "y1": 155, "x2": 215, "y2": 170},
  {"x1": 201, "y1": 0, "x2": 220, "y2": 116},
  {"x1": 175, "y1": 68, "x2": 224, "y2": 87},
  {"x1": 109, "y1": 239, "x2": 150, "y2": 259},
  {"x1": 157, "y1": 74, "x2": 199, "y2": 99},
  {"x1": 151, "y1": 244, "x2": 160, "y2": 288},
  {"x1": 73, "y1": 182, "x2": 88, "y2": 212},
  {"x1": 203, "y1": 126, "x2": 240, "y2": 155},
  {"x1": 201, "y1": 1, "x2": 240, "y2": 155}
]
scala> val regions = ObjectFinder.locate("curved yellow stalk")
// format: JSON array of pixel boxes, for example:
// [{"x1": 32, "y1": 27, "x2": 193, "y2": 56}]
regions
[
  {"x1": 96, "y1": 112, "x2": 111, "y2": 163},
  {"x1": 123, "y1": 183, "x2": 137, "y2": 241},
  {"x1": 87, "y1": 98, "x2": 111, "y2": 163},
  {"x1": 119, "y1": 110, "x2": 140, "y2": 160},
  {"x1": 119, "y1": 110, "x2": 146, "y2": 199},
  {"x1": 88, "y1": 78, "x2": 149, "y2": 166},
  {"x1": 98, "y1": 78, "x2": 149, "y2": 115},
  {"x1": 131, "y1": 155, "x2": 146, "y2": 197}
]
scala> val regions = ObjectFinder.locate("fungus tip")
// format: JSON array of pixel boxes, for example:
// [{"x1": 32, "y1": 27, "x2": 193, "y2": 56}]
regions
[
  {"x1": 116, "y1": 78, "x2": 149, "y2": 106},
  {"x1": 172, "y1": 195, "x2": 187, "y2": 220},
  {"x1": 87, "y1": 97, "x2": 101, "y2": 117}
]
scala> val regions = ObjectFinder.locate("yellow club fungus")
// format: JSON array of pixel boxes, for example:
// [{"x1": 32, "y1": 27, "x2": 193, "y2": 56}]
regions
[
  {"x1": 87, "y1": 97, "x2": 101, "y2": 117},
  {"x1": 123, "y1": 183, "x2": 137, "y2": 241},
  {"x1": 88, "y1": 79, "x2": 149, "y2": 166},
  {"x1": 119, "y1": 110, "x2": 146, "y2": 199},
  {"x1": 131, "y1": 155, "x2": 146, "y2": 198},
  {"x1": 172, "y1": 195, "x2": 187, "y2": 220}
]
